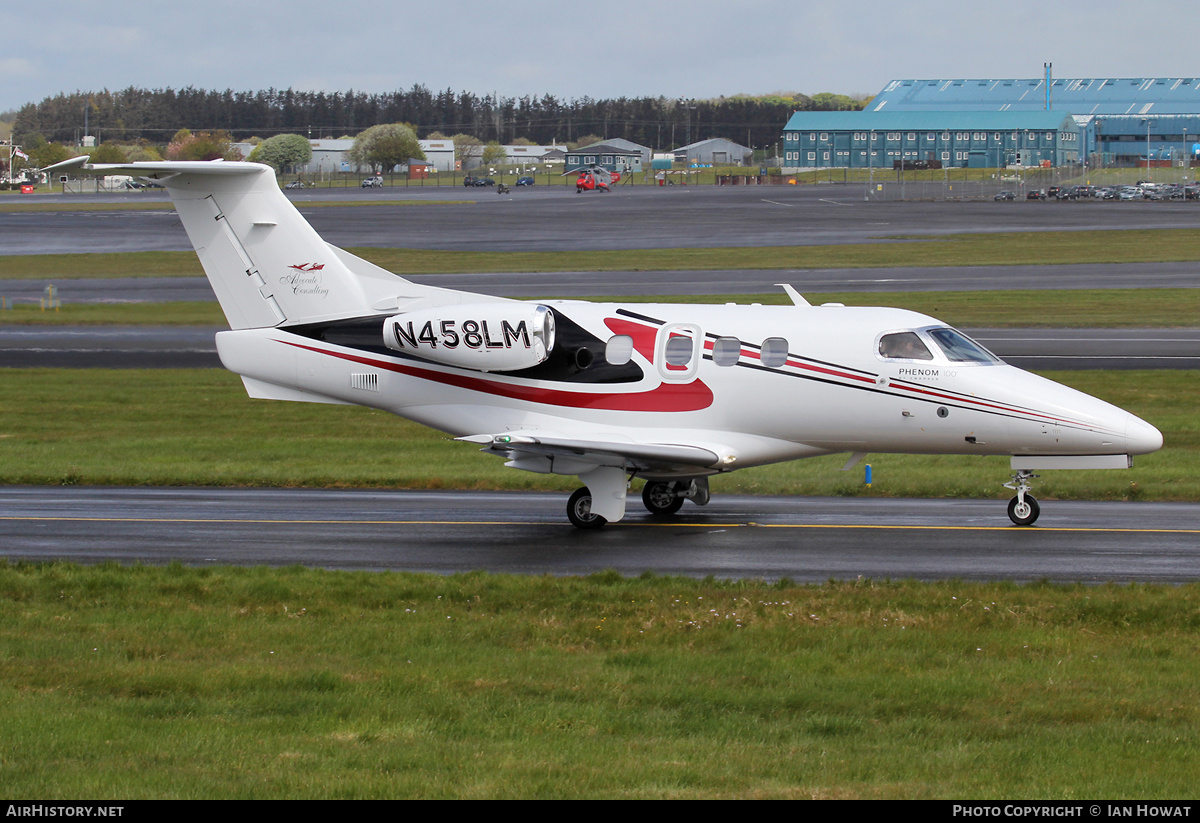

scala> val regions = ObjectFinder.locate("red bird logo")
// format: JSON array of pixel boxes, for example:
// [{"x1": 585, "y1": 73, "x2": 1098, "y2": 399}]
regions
[{"x1": 288, "y1": 263, "x2": 325, "y2": 272}]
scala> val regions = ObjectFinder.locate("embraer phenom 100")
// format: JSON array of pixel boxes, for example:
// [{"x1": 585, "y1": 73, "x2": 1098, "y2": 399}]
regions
[{"x1": 47, "y1": 158, "x2": 1162, "y2": 528}]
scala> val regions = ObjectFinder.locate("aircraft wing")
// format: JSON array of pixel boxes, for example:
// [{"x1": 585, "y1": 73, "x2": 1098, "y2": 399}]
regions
[{"x1": 458, "y1": 433, "x2": 721, "y2": 475}]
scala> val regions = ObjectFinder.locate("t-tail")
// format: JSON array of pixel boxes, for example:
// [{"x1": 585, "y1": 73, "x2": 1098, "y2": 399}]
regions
[{"x1": 40, "y1": 157, "x2": 465, "y2": 328}]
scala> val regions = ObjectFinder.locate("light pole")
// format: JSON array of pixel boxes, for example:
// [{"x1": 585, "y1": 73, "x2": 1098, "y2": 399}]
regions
[
  {"x1": 1142, "y1": 118, "x2": 1154, "y2": 181},
  {"x1": 1183, "y1": 127, "x2": 1188, "y2": 183},
  {"x1": 866, "y1": 131, "x2": 874, "y2": 199}
]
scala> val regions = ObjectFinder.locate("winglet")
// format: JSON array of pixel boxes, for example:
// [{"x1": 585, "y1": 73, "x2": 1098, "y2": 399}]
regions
[
  {"x1": 776, "y1": 284, "x2": 811, "y2": 306},
  {"x1": 38, "y1": 155, "x2": 89, "y2": 175}
]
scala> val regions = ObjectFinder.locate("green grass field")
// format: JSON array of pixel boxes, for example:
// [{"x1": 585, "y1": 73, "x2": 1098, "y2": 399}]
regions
[
  {"x1": 2, "y1": 564, "x2": 1199, "y2": 799},
  {"x1": 0, "y1": 368, "x2": 1191, "y2": 501}
]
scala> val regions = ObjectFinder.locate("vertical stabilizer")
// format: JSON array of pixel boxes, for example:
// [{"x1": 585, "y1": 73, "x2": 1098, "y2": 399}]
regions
[
  {"x1": 53, "y1": 160, "x2": 385, "y2": 329},
  {"x1": 157, "y1": 162, "x2": 372, "y2": 328},
  {"x1": 41, "y1": 158, "x2": 503, "y2": 328}
]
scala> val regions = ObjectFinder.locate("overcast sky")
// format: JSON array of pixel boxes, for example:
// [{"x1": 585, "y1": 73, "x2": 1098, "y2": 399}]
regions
[{"x1": 4, "y1": 0, "x2": 1197, "y2": 116}]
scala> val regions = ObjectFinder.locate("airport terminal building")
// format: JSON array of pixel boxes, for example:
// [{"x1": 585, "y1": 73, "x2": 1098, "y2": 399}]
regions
[{"x1": 783, "y1": 75, "x2": 1200, "y2": 170}]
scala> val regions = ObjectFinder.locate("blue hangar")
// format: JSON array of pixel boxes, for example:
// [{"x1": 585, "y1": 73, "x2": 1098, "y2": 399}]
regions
[
  {"x1": 782, "y1": 110, "x2": 1081, "y2": 170},
  {"x1": 784, "y1": 75, "x2": 1200, "y2": 170}
]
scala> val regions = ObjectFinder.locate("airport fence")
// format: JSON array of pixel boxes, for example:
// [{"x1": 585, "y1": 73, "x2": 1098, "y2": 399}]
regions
[{"x1": 764, "y1": 162, "x2": 1200, "y2": 201}]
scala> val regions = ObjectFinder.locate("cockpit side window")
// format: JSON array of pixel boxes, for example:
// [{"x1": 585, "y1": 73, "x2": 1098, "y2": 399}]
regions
[
  {"x1": 927, "y1": 327, "x2": 1000, "y2": 363},
  {"x1": 878, "y1": 331, "x2": 934, "y2": 361}
]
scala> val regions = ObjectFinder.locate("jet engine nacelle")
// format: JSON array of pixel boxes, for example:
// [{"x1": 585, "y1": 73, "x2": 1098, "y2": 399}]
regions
[{"x1": 382, "y1": 303, "x2": 556, "y2": 372}]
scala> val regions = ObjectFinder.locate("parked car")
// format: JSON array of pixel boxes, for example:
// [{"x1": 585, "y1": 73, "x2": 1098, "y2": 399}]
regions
[
  {"x1": 1046, "y1": 186, "x2": 1061, "y2": 199},
  {"x1": 1026, "y1": 190, "x2": 1045, "y2": 200},
  {"x1": 285, "y1": 180, "x2": 307, "y2": 189},
  {"x1": 463, "y1": 175, "x2": 478, "y2": 187},
  {"x1": 475, "y1": 177, "x2": 495, "y2": 187},
  {"x1": 361, "y1": 177, "x2": 383, "y2": 188},
  {"x1": 994, "y1": 190, "x2": 1015, "y2": 201},
  {"x1": 516, "y1": 176, "x2": 535, "y2": 187}
]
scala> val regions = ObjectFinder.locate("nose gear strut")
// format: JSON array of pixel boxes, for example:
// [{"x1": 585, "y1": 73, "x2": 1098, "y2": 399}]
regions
[{"x1": 1004, "y1": 470, "x2": 1041, "y2": 526}]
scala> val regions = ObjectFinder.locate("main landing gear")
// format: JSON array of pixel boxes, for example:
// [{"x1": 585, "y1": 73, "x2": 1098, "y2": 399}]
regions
[
  {"x1": 641, "y1": 480, "x2": 685, "y2": 516},
  {"x1": 641, "y1": 479, "x2": 709, "y2": 516},
  {"x1": 1004, "y1": 470, "x2": 1041, "y2": 526},
  {"x1": 567, "y1": 487, "x2": 606, "y2": 530},
  {"x1": 566, "y1": 478, "x2": 710, "y2": 529}
]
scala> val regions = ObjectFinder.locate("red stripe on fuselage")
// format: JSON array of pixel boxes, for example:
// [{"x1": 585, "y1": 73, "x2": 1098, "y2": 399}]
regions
[{"x1": 279, "y1": 339, "x2": 714, "y2": 412}]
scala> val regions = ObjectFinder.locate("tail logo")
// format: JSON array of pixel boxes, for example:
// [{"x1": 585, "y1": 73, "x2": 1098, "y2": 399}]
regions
[{"x1": 282, "y1": 263, "x2": 330, "y2": 298}]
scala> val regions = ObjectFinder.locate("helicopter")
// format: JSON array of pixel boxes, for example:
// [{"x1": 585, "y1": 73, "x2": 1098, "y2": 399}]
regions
[{"x1": 572, "y1": 163, "x2": 620, "y2": 193}]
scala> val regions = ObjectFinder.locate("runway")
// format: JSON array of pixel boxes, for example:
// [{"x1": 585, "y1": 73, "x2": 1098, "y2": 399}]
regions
[
  {"x1": 7, "y1": 184, "x2": 1200, "y2": 254},
  {"x1": 3, "y1": 486, "x2": 1197, "y2": 583}
]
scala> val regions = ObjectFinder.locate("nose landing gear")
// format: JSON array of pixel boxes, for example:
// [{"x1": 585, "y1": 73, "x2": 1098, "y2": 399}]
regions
[{"x1": 1004, "y1": 470, "x2": 1041, "y2": 526}]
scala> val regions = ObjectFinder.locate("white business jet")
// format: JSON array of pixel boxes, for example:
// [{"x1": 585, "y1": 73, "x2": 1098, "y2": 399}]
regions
[{"x1": 46, "y1": 158, "x2": 1162, "y2": 528}]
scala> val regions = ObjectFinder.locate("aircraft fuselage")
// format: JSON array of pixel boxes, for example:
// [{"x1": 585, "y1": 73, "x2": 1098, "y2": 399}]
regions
[{"x1": 216, "y1": 299, "x2": 1161, "y2": 476}]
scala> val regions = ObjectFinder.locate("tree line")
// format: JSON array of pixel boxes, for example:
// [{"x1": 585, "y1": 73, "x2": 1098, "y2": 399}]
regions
[{"x1": 12, "y1": 85, "x2": 864, "y2": 152}]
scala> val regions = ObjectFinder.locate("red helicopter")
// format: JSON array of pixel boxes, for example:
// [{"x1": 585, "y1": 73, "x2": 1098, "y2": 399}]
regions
[{"x1": 572, "y1": 164, "x2": 619, "y2": 193}]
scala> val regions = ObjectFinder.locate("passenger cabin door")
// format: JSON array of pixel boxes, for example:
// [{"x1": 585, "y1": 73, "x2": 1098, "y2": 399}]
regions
[{"x1": 655, "y1": 323, "x2": 702, "y2": 381}]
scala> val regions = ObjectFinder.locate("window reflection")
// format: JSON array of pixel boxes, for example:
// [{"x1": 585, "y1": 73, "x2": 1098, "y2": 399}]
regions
[
  {"x1": 712, "y1": 337, "x2": 741, "y2": 367},
  {"x1": 927, "y1": 328, "x2": 999, "y2": 363},
  {"x1": 761, "y1": 337, "x2": 789, "y2": 368},
  {"x1": 664, "y1": 335, "x2": 693, "y2": 366},
  {"x1": 605, "y1": 335, "x2": 633, "y2": 365},
  {"x1": 878, "y1": 331, "x2": 934, "y2": 360}
]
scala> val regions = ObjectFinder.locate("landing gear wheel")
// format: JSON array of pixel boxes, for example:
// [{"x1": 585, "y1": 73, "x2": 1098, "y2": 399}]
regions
[
  {"x1": 642, "y1": 481, "x2": 684, "y2": 516},
  {"x1": 1007, "y1": 495, "x2": 1040, "y2": 526},
  {"x1": 567, "y1": 487, "x2": 607, "y2": 530}
]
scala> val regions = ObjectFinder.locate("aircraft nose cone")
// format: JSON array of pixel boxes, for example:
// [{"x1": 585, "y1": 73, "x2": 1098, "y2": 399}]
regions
[{"x1": 1126, "y1": 414, "x2": 1164, "y2": 455}]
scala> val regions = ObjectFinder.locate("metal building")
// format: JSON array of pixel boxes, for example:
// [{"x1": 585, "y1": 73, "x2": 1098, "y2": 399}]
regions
[
  {"x1": 674, "y1": 138, "x2": 752, "y2": 166},
  {"x1": 869, "y1": 77, "x2": 1200, "y2": 165},
  {"x1": 782, "y1": 111, "x2": 1081, "y2": 170}
]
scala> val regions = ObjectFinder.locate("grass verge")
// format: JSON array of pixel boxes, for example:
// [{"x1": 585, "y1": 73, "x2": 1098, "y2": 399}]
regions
[
  {"x1": 1, "y1": 563, "x2": 1198, "y2": 798},
  {"x1": 0, "y1": 368, "x2": 1191, "y2": 501}
]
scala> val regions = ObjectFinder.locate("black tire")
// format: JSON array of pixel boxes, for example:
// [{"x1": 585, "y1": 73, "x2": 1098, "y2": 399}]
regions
[
  {"x1": 567, "y1": 487, "x2": 607, "y2": 529},
  {"x1": 642, "y1": 481, "x2": 684, "y2": 516},
  {"x1": 1007, "y1": 495, "x2": 1040, "y2": 526}
]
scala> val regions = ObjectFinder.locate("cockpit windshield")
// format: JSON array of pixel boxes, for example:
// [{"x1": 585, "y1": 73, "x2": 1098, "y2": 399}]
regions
[{"x1": 926, "y1": 327, "x2": 1000, "y2": 364}]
